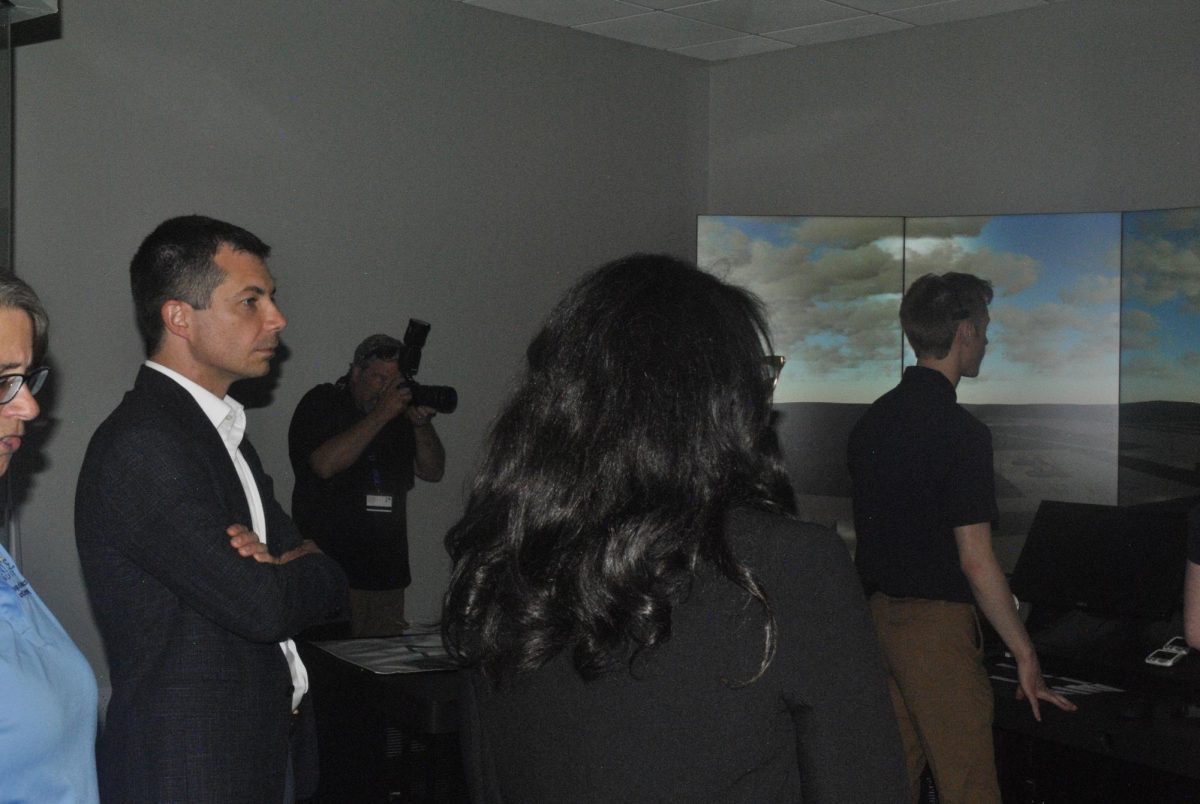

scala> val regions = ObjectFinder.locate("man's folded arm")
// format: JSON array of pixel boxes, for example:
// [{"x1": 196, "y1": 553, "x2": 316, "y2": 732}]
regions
[{"x1": 80, "y1": 429, "x2": 348, "y2": 643}]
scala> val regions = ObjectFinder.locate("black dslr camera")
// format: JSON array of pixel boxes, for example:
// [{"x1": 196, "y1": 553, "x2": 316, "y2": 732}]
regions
[{"x1": 398, "y1": 319, "x2": 458, "y2": 414}]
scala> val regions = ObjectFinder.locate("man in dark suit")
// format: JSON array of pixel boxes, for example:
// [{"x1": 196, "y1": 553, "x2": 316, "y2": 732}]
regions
[{"x1": 76, "y1": 215, "x2": 349, "y2": 802}]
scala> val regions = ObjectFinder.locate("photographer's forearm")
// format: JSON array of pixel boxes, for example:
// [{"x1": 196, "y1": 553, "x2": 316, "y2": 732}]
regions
[
  {"x1": 309, "y1": 412, "x2": 391, "y2": 479},
  {"x1": 413, "y1": 421, "x2": 445, "y2": 482}
]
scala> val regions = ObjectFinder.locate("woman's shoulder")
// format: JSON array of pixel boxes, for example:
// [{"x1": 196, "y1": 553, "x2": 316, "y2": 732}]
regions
[
  {"x1": 725, "y1": 507, "x2": 851, "y2": 578},
  {"x1": 719, "y1": 508, "x2": 870, "y2": 679}
]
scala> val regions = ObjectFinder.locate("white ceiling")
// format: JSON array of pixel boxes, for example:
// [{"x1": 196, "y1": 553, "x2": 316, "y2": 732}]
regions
[{"x1": 454, "y1": 0, "x2": 1073, "y2": 61}]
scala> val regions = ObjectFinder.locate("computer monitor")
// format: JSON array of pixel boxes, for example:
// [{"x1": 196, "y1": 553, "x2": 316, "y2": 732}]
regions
[{"x1": 1010, "y1": 500, "x2": 1188, "y2": 621}]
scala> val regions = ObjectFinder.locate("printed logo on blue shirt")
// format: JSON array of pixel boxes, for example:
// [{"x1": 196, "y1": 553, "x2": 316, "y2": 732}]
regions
[{"x1": 0, "y1": 554, "x2": 31, "y2": 598}]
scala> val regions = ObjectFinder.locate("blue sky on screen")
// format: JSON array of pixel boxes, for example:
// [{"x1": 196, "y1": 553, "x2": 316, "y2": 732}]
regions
[
  {"x1": 699, "y1": 213, "x2": 1121, "y2": 405},
  {"x1": 907, "y1": 213, "x2": 1120, "y2": 405},
  {"x1": 1120, "y1": 207, "x2": 1200, "y2": 403},
  {"x1": 698, "y1": 215, "x2": 903, "y2": 403}
]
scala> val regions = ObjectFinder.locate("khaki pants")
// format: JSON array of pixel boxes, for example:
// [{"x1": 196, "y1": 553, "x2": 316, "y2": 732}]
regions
[
  {"x1": 349, "y1": 587, "x2": 408, "y2": 637},
  {"x1": 869, "y1": 593, "x2": 1000, "y2": 804}
]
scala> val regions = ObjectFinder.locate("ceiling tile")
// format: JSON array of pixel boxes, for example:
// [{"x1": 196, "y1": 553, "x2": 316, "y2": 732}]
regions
[
  {"x1": 464, "y1": 0, "x2": 648, "y2": 27},
  {"x1": 629, "y1": 1, "x2": 705, "y2": 9},
  {"x1": 883, "y1": 0, "x2": 1047, "y2": 26},
  {"x1": 577, "y1": 11, "x2": 740, "y2": 49},
  {"x1": 668, "y1": 0, "x2": 864, "y2": 34},
  {"x1": 768, "y1": 14, "x2": 912, "y2": 46},
  {"x1": 833, "y1": 0, "x2": 943, "y2": 12},
  {"x1": 672, "y1": 34, "x2": 795, "y2": 61},
  {"x1": 452, "y1": 0, "x2": 1065, "y2": 62}
]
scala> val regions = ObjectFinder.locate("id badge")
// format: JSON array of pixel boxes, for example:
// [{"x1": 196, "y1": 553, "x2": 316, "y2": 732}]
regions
[{"x1": 365, "y1": 494, "x2": 394, "y2": 513}]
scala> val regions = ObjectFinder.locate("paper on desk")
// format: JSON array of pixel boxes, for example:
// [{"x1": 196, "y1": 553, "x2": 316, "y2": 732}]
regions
[
  {"x1": 990, "y1": 661, "x2": 1123, "y2": 696},
  {"x1": 312, "y1": 630, "x2": 457, "y2": 675}
]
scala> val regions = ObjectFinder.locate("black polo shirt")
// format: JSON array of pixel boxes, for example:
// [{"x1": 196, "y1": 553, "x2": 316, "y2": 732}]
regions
[
  {"x1": 288, "y1": 382, "x2": 416, "y2": 590},
  {"x1": 848, "y1": 366, "x2": 998, "y2": 603}
]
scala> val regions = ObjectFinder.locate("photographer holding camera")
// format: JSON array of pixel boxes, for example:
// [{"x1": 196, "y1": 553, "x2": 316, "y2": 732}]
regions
[{"x1": 289, "y1": 333, "x2": 446, "y2": 635}]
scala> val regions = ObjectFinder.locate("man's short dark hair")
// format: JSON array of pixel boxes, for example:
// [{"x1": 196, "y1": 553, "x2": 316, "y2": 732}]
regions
[
  {"x1": 0, "y1": 273, "x2": 49, "y2": 363},
  {"x1": 900, "y1": 272, "x2": 993, "y2": 359},
  {"x1": 129, "y1": 215, "x2": 271, "y2": 356}
]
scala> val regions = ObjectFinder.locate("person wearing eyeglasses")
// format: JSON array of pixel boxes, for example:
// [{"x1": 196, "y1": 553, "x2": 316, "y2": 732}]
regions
[
  {"x1": 443, "y1": 254, "x2": 906, "y2": 802},
  {"x1": 0, "y1": 274, "x2": 100, "y2": 802}
]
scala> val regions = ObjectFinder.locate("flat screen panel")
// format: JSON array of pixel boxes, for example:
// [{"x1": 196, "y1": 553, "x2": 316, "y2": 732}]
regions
[
  {"x1": 1119, "y1": 206, "x2": 1200, "y2": 506},
  {"x1": 697, "y1": 214, "x2": 904, "y2": 404},
  {"x1": 697, "y1": 214, "x2": 903, "y2": 532},
  {"x1": 1010, "y1": 499, "x2": 1186, "y2": 620}
]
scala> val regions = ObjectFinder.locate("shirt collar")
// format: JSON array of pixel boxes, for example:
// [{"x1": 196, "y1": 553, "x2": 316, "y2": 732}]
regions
[
  {"x1": 144, "y1": 361, "x2": 246, "y2": 449},
  {"x1": 902, "y1": 364, "x2": 957, "y2": 402}
]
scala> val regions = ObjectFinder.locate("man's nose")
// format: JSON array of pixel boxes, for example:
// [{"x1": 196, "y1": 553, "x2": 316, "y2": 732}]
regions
[{"x1": 265, "y1": 301, "x2": 286, "y2": 332}]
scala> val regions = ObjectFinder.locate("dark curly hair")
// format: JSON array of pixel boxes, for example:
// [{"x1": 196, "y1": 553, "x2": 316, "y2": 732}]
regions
[{"x1": 442, "y1": 254, "x2": 793, "y2": 686}]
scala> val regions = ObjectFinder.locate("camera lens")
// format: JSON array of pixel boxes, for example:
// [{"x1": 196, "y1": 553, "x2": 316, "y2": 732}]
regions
[{"x1": 411, "y1": 384, "x2": 457, "y2": 414}]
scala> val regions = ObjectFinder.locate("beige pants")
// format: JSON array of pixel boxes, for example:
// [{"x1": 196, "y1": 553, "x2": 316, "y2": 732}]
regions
[
  {"x1": 869, "y1": 593, "x2": 1000, "y2": 804},
  {"x1": 349, "y1": 587, "x2": 408, "y2": 637}
]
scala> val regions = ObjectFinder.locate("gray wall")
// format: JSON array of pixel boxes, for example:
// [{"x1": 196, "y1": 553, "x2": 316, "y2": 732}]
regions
[
  {"x1": 10, "y1": 0, "x2": 1200, "y2": 696},
  {"x1": 707, "y1": 0, "x2": 1200, "y2": 216},
  {"x1": 12, "y1": 0, "x2": 707, "y2": 690}
]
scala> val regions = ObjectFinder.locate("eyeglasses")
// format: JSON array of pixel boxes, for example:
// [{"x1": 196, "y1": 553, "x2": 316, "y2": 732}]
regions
[
  {"x1": 0, "y1": 367, "x2": 49, "y2": 405},
  {"x1": 764, "y1": 355, "x2": 785, "y2": 392}
]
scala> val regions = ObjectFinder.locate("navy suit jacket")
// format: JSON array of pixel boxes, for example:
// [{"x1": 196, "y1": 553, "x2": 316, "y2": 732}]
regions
[{"x1": 76, "y1": 366, "x2": 349, "y2": 803}]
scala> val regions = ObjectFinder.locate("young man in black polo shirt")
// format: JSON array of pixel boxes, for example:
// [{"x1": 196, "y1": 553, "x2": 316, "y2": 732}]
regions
[{"x1": 848, "y1": 272, "x2": 1075, "y2": 804}]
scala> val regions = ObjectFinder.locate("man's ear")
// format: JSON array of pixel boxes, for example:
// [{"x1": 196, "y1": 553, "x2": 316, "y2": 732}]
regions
[{"x1": 161, "y1": 299, "x2": 193, "y2": 341}]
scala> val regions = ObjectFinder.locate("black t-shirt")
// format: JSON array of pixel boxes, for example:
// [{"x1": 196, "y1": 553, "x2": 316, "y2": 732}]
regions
[
  {"x1": 288, "y1": 382, "x2": 416, "y2": 589},
  {"x1": 848, "y1": 366, "x2": 999, "y2": 603}
]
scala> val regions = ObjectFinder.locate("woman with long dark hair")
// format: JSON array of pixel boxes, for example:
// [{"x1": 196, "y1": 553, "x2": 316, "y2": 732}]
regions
[{"x1": 443, "y1": 254, "x2": 905, "y2": 802}]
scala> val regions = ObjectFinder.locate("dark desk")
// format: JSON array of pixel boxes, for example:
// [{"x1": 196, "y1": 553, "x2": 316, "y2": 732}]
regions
[
  {"x1": 989, "y1": 654, "x2": 1200, "y2": 803},
  {"x1": 299, "y1": 631, "x2": 466, "y2": 803},
  {"x1": 994, "y1": 498, "x2": 1200, "y2": 801}
]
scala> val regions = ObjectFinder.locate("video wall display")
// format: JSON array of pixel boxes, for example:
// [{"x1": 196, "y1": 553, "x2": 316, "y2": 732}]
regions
[
  {"x1": 700, "y1": 208, "x2": 1196, "y2": 567},
  {"x1": 697, "y1": 216, "x2": 904, "y2": 405},
  {"x1": 1120, "y1": 208, "x2": 1200, "y2": 506}
]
